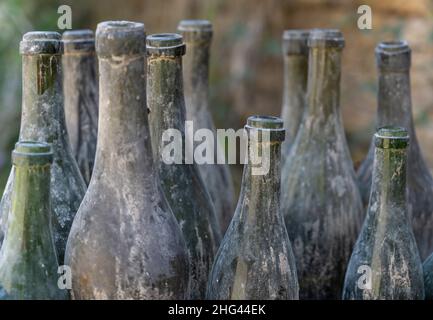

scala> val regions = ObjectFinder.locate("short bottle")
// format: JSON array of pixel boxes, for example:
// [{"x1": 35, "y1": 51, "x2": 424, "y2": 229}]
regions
[
  {"x1": 65, "y1": 21, "x2": 190, "y2": 300},
  {"x1": 0, "y1": 32, "x2": 86, "y2": 264},
  {"x1": 177, "y1": 20, "x2": 235, "y2": 233},
  {"x1": 357, "y1": 41, "x2": 433, "y2": 260},
  {"x1": 343, "y1": 127, "x2": 425, "y2": 300},
  {"x1": 207, "y1": 116, "x2": 299, "y2": 300},
  {"x1": 62, "y1": 29, "x2": 99, "y2": 185},
  {"x1": 147, "y1": 33, "x2": 221, "y2": 299},
  {"x1": 0, "y1": 142, "x2": 68, "y2": 300},
  {"x1": 280, "y1": 29, "x2": 309, "y2": 156}
]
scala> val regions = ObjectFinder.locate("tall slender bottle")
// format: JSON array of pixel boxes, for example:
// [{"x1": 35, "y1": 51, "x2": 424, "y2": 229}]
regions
[
  {"x1": 147, "y1": 33, "x2": 221, "y2": 299},
  {"x1": 280, "y1": 29, "x2": 309, "y2": 156},
  {"x1": 62, "y1": 29, "x2": 98, "y2": 185},
  {"x1": 357, "y1": 41, "x2": 433, "y2": 260},
  {"x1": 0, "y1": 142, "x2": 67, "y2": 300},
  {"x1": 65, "y1": 21, "x2": 190, "y2": 300},
  {"x1": 0, "y1": 32, "x2": 86, "y2": 264},
  {"x1": 177, "y1": 20, "x2": 235, "y2": 233},
  {"x1": 207, "y1": 115, "x2": 299, "y2": 300},
  {"x1": 424, "y1": 254, "x2": 433, "y2": 299},
  {"x1": 280, "y1": 29, "x2": 363, "y2": 299},
  {"x1": 343, "y1": 127, "x2": 424, "y2": 300}
]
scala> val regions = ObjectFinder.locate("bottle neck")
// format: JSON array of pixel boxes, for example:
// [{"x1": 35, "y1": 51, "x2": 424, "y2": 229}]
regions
[
  {"x1": 20, "y1": 54, "x2": 66, "y2": 145},
  {"x1": 147, "y1": 55, "x2": 186, "y2": 161},
  {"x1": 369, "y1": 147, "x2": 407, "y2": 220}
]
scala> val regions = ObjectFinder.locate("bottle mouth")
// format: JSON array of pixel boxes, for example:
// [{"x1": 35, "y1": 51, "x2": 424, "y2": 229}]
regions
[
  {"x1": 20, "y1": 31, "x2": 63, "y2": 55},
  {"x1": 375, "y1": 40, "x2": 411, "y2": 71},
  {"x1": 245, "y1": 115, "x2": 285, "y2": 142},
  {"x1": 308, "y1": 29, "x2": 344, "y2": 48},
  {"x1": 146, "y1": 33, "x2": 186, "y2": 56},
  {"x1": 282, "y1": 29, "x2": 310, "y2": 55},
  {"x1": 374, "y1": 126, "x2": 409, "y2": 149},
  {"x1": 177, "y1": 20, "x2": 212, "y2": 32},
  {"x1": 62, "y1": 29, "x2": 95, "y2": 53},
  {"x1": 12, "y1": 141, "x2": 53, "y2": 166},
  {"x1": 376, "y1": 40, "x2": 409, "y2": 54}
]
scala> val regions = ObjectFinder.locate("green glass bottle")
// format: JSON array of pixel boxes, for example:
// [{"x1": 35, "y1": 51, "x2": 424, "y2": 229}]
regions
[
  {"x1": 62, "y1": 29, "x2": 98, "y2": 185},
  {"x1": 65, "y1": 22, "x2": 190, "y2": 300},
  {"x1": 177, "y1": 20, "x2": 235, "y2": 233},
  {"x1": 0, "y1": 32, "x2": 86, "y2": 264},
  {"x1": 280, "y1": 29, "x2": 309, "y2": 156},
  {"x1": 207, "y1": 116, "x2": 299, "y2": 300},
  {"x1": 424, "y1": 254, "x2": 433, "y2": 299},
  {"x1": 280, "y1": 29, "x2": 363, "y2": 299},
  {"x1": 343, "y1": 127, "x2": 424, "y2": 300},
  {"x1": 357, "y1": 41, "x2": 433, "y2": 260},
  {"x1": 0, "y1": 142, "x2": 67, "y2": 300},
  {"x1": 147, "y1": 33, "x2": 221, "y2": 299}
]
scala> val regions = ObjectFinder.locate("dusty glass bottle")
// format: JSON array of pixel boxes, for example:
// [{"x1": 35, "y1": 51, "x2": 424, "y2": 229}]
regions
[
  {"x1": 62, "y1": 29, "x2": 98, "y2": 185},
  {"x1": 0, "y1": 142, "x2": 67, "y2": 300},
  {"x1": 343, "y1": 127, "x2": 424, "y2": 300},
  {"x1": 147, "y1": 33, "x2": 221, "y2": 299},
  {"x1": 65, "y1": 22, "x2": 190, "y2": 300},
  {"x1": 280, "y1": 29, "x2": 309, "y2": 156},
  {"x1": 424, "y1": 254, "x2": 433, "y2": 299},
  {"x1": 207, "y1": 116, "x2": 299, "y2": 300},
  {"x1": 357, "y1": 41, "x2": 433, "y2": 260},
  {"x1": 280, "y1": 29, "x2": 363, "y2": 300},
  {"x1": 177, "y1": 20, "x2": 235, "y2": 233},
  {"x1": 0, "y1": 32, "x2": 86, "y2": 264}
]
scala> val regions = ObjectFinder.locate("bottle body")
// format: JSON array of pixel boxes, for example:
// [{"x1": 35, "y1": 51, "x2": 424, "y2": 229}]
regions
[
  {"x1": 0, "y1": 32, "x2": 86, "y2": 264},
  {"x1": 0, "y1": 142, "x2": 67, "y2": 300},
  {"x1": 65, "y1": 22, "x2": 190, "y2": 300},
  {"x1": 357, "y1": 41, "x2": 433, "y2": 260},
  {"x1": 344, "y1": 127, "x2": 424, "y2": 300},
  {"x1": 62, "y1": 30, "x2": 99, "y2": 185},
  {"x1": 207, "y1": 116, "x2": 299, "y2": 300},
  {"x1": 178, "y1": 20, "x2": 235, "y2": 233},
  {"x1": 147, "y1": 33, "x2": 220, "y2": 299},
  {"x1": 280, "y1": 30, "x2": 363, "y2": 299}
]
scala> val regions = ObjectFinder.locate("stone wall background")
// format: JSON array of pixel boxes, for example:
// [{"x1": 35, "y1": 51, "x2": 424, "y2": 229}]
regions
[{"x1": 1, "y1": 0, "x2": 433, "y2": 193}]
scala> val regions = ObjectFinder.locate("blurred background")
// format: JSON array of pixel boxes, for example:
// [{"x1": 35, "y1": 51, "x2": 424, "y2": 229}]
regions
[{"x1": 1, "y1": 0, "x2": 433, "y2": 194}]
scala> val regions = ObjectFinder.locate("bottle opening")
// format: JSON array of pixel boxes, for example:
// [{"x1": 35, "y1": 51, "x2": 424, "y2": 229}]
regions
[
  {"x1": 374, "y1": 126, "x2": 409, "y2": 149},
  {"x1": 62, "y1": 29, "x2": 95, "y2": 53},
  {"x1": 282, "y1": 29, "x2": 310, "y2": 55},
  {"x1": 247, "y1": 115, "x2": 284, "y2": 130},
  {"x1": 377, "y1": 40, "x2": 409, "y2": 53},
  {"x1": 20, "y1": 31, "x2": 63, "y2": 55},
  {"x1": 12, "y1": 141, "x2": 53, "y2": 166},
  {"x1": 23, "y1": 31, "x2": 61, "y2": 41},
  {"x1": 308, "y1": 29, "x2": 344, "y2": 48},
  {"x1": 146, "y1": 33, "x2": 185, "y2": 56},
  {"x1": 62, "y1": 29, "x2": 94, "y2": 42},
  {"x1": 178, "y1": 20, "x2": 212, "y2": 32}
]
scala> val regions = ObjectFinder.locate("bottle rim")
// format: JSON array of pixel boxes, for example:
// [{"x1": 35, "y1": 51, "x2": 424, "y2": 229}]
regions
[
  {"x1": 146, "y1": 33, "x2": 186, "y2": 56},
  {"x1": 12, "y1": 141, "x2": 53, "y2": 166},
  {"x1": 374, "y1": 126, "x2": 409, "y2": 149},
  {"x1": 20, "y1": 31, "x2": 63, "y2": 55},
  {"x1": 62, "y1": 29, "x2": 95, "y2": 53}
]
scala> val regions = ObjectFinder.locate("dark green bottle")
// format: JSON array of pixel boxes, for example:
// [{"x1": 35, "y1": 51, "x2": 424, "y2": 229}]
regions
[
  {"x1": 0, "y1": 32, "x2": 86, "y2": 264},
  {"x1": 147, "y1": 33, "x2": 221, "y2": 299},
  {"x1": 280, "y1": 29, "x2": 309, "y2": 156},
  {"x1": 62, "y1": 30, "x2": 98, "y2": 185},
  {"x1": 280, "y1": 29, "x2": 363, "y2": 299},
  {"x1": 65, "y1": 22, "x2": 190, "y2": 300},
  {"x1": 207, "y1": 116, "x2": 299, "y2": 300},
  {"x1": 177, "y1": 20, "x2": 235, "y2": 233},
  {"x1": 0, "y1": 142, "x2": 67, "y2": 300},
  {"x1": 357, "y1": 41, "x2": 433, "y2": 260},
  {"x1": 424, "y1": 254, "x2": 433, "y2": 299},
  {"x1": 343, "y1": 127, "x2": 424, "y2": 300}
]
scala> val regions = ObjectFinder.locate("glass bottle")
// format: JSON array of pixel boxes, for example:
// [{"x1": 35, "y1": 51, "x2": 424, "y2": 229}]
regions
[
  {"x1": 0, "y1": 32, "x2": 86, "y2": 264},
  {"x1": 0, "y1": 142, "x2": 67, "y2": 300},
  {"x1": 207, "y1": 115, "x2": 299, "y2": 300},
  {"x1": 177, "y1": 20, "x2": 235, "y2": 233},
  {"x1": 65, "y1": 21, "x2": 190, "y2": 300},
  {"x1": 280, "y1": 29, "x2": 309, "y2": 156},
  {"x1": 147, "y1": 33, "x2": 221, "y2": 299},
  {"x1": 62, "y1": 29, "x2": 98, "y2": 185},
  {"x1": 280, "y1": 29, "x2": 363, "y2": 299},
  {"x1": 424, "y1": 254, "x2": 433, "y2": 299},
  {"x1": 357, "y1": 41, "x2": 433, "y2": 260},
  {"x1": 343, "y1": 127, "x2": 424, "y2": 300}
]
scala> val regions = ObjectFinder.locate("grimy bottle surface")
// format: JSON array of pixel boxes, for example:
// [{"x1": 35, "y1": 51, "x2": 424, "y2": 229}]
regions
[
  {"x1": 62, "y1": 29, "x2": 98, "y2": 185},
  {"x1": 177, "y1": 20, "x2": 235, "y2": 233},
  {"x1": 147, "y1": 33, "x2": 220, "y2": 299},
  {"x1": 65, "y1": 22, "x2": 190, "y2": 300},
  {"x1": 0, "y1": 32, "x2": 86, "y2": 264},
  {"x1": 280, "y1": 29, "x2": 309, "y2": 156},
  {"x1": 280, "y1": 29, "x2": 363, "y2": 299},
  {"x1": 343, "y1": 127, "x2": 424, "y2": 300},
  {"x1": 206, "y1": 116, "x2": 299, "y2": 300},
  {"x1": 424, "y1": 254, "x2": 433, "y2": 299},
  {"x1": 357, "y1": 41, "x2": 433, "y2": 260},
  {"x1": 0, "y1": 142, "x2": 67, "y2": 300}
]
